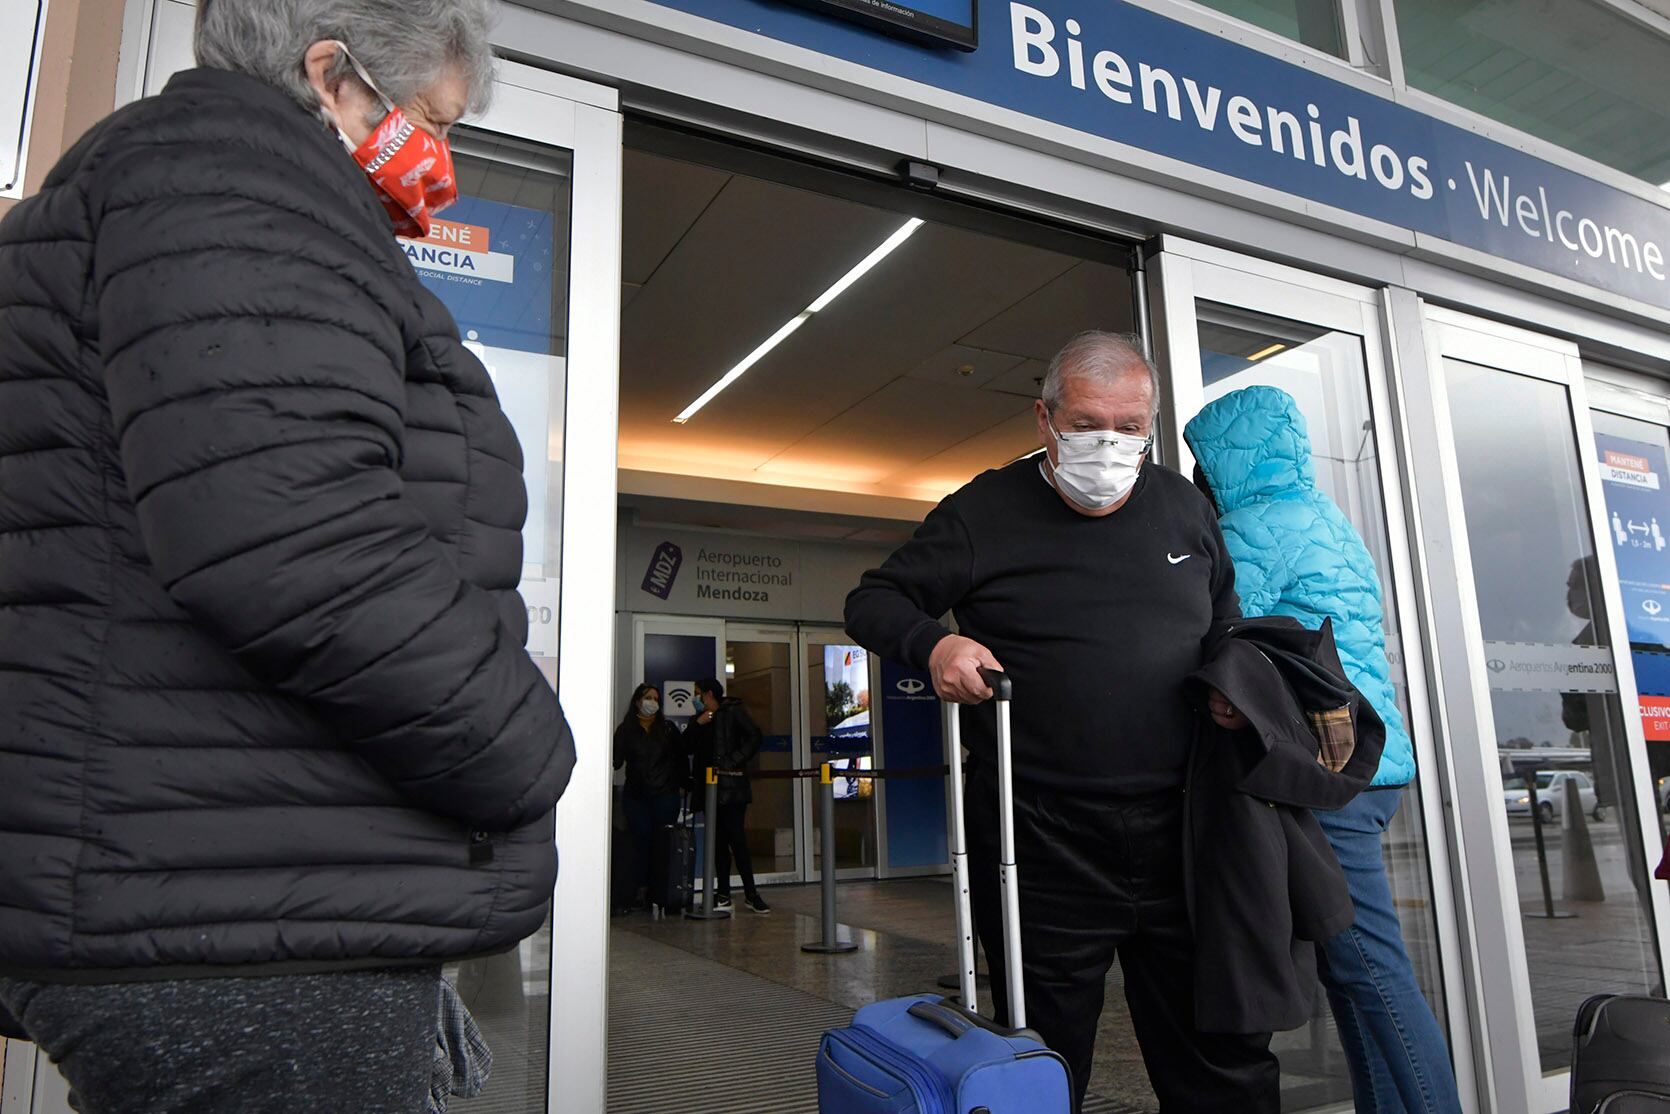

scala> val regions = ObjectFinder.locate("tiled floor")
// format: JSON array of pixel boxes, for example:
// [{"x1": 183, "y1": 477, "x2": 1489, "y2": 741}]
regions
[
  {"x1": 607, "y1": 877, "x2": 1361, "y2": 1112},
  {"x1": 440, "y1": 816, "x2": 1661, "y2": 1112},
  {"x1": 1506, "y1": 816, "x2": 1664, "y2": 1070}
]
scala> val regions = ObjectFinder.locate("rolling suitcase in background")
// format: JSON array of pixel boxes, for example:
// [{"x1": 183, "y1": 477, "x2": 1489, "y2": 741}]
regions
[
  {"x1": 1571, "y1": 994, "x2": 1670, "y2": 1113},
  {"x1": 817, "y1": 668, "x2": 1073, "y2": 1113},
  {"x1": 650, "y1": 793, "x2": 696, "y2": 914}
]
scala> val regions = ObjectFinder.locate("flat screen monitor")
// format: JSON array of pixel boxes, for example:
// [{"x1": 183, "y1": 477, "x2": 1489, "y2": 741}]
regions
[{"x1": 784, "y1": 0, "x2": 977, "y2": 51}]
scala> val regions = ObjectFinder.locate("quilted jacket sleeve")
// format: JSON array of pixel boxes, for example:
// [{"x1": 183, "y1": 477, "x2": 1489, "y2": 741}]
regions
[
  {"x1": 1219, "y1": 511, "x2": 1290, "y2": 619},
  {"x1": 89, "y1": 134, "x2": 570, "y2": 832}
]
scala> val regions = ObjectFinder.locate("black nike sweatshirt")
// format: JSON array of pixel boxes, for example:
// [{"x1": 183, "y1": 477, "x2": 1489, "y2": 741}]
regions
[{"x1": 845, "y1": 456, "x2": 1240, "y2": 794}]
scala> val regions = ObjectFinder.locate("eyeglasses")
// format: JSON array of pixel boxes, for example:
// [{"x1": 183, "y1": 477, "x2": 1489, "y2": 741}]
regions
[{"x1": 1049, "y1": 412, "x2": 1153, "y2": 455}]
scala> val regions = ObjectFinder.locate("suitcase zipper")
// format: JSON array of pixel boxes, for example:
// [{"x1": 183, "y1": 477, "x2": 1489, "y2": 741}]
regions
[
  {"x1": 820, "y1": 1044, "x2": 893, "y2": 1100},
  {"x1": 839, "y1": 1024, "x2": 956, "y2": 1112}
]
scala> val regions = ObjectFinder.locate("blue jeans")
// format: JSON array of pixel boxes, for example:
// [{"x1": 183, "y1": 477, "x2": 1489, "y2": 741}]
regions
[{"x1": 1315, "y1": 789, "x2": 1463, "y2": 1114}]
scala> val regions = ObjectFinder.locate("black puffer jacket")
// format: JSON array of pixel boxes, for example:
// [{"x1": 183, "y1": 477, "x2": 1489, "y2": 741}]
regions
[{"x1": 0, "y1": 67, "x2": 574, "y2": 979}]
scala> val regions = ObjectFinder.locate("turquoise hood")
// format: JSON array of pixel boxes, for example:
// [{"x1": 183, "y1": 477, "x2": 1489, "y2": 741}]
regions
[{"x1": 1185, "y1": 386, "x2": 1415, "y2": 788}]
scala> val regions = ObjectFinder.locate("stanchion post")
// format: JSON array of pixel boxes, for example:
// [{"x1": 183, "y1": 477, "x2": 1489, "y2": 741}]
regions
[
  {"x1": 1519, "y1": 762, "x2": 1576, "y2": 920},
  {"x1": 803, "y1": 762, "x2": 858, "y2": 954},
  {"x1": 685, "y1": 767, "x2": 731, "y2": 921}
]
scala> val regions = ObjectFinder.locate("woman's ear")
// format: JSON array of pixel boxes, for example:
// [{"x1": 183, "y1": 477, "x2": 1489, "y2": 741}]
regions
[{"x1": 303, "y1": 40, "x2": 348, "y2": 125}]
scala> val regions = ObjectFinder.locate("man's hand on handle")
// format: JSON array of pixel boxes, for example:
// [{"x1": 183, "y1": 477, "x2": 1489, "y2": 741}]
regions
[{"x1": 930, "y1": 634, "x2": 1005, "y2": 703}]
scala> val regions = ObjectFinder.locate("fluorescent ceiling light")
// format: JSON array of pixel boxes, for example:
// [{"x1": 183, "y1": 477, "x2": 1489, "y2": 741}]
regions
[
  {"x1": 673, "y1": 217, "x2": 926, "y2": 424},
  {"x1": 1247, "y1": 342, "x2": 1287, "y2": 362}
]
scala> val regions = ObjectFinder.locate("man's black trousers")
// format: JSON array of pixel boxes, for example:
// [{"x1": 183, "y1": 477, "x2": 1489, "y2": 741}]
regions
[
  {"x1": 966, "y1": 771, "x2": 1280, "y2": 1114},
  {"x1": 713, "y1": 802, "x2": 758, "y2": 896}
]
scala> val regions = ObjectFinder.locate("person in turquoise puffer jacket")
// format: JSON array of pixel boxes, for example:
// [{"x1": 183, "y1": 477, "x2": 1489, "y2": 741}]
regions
[{"x1": 1187, "y1": 386, "x2": 1462, "y2": 1114}]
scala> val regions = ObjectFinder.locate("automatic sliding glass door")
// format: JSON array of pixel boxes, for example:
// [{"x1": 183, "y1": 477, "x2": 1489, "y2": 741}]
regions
[
  {"x1": 1423, "y1": 310, "x2": 1669, "y2": 1112},
  {"x1": 802, "y1": 629, "x2": 882, "y2": 880},
  {"x1": 725, "y1": 625, "x2": 802, "y2": 885},
  {"x1": 1150, "y1": 239, "x2": 1462, "y2": 1113}
]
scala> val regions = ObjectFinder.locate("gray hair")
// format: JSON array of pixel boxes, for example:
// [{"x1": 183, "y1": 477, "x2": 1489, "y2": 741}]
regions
[
  {"x1": 1041, "y1": 331, "x2": 1161, "y2": 416},
  {"x1": 195, "y1": 0, "x2": 497, "y2": 119}
]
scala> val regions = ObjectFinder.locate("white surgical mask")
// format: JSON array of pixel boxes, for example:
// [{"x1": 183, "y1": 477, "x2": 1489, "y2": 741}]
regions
[
  {"x1": 1046, "y1": 418, "x2": 1150, "y2": 511},
  {"x1": 639, "y1": 699, "x2": 660, "y2": 717}
]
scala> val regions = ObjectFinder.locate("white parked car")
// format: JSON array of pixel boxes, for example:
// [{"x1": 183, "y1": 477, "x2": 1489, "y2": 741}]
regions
[{"x1": 1502, "y1": 771, "x2": 1605, "y2": 823}]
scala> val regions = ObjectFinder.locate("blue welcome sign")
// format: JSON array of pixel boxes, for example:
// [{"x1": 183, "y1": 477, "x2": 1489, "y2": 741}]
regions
[{"x1": 651, "y1": 0, "x2": 1670, "y2": 310}]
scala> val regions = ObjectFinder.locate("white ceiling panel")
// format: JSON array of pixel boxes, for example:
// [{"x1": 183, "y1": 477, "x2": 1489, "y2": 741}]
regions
[
  {"x1": 758, "y1": 378, "x2": 1035, "y2": 482},
  {"x1": 903, "y1": 343, "x2": 1028, "y2": 390},
  {"x1": 979, "y1": 358, "x2": 1051, "y2": 400},
  {"x1": 617, "y1": 149, "x2": 1135, "y2": 505},
  {"x1": 620, "y1": 175, "x2": 903, "y2": 424},
  {"x1": 630, "y1": 218, "x2": 1076, "y2": 443},
  {"x1": 881, "y1": 411, "x2": 1046, "y2": 500},
  {"x1": 621, "y1": 150, "x2": 731, "y2": 287},
  {"x1": 958, "y1": 261, "x2": 1137, "y2": 362}
]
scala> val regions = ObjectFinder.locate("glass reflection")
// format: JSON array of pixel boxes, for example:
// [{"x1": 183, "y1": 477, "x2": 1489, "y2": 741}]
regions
[
  {"x1": 1190, "y1": 0, "x2": 1346, "y2": 57},
  {"x1": 1445, "y1": 359, "x2": 1661, "y2": 1074}
]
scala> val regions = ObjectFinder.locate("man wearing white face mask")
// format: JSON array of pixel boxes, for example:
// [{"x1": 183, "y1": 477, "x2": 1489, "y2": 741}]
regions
[{"x1": 845, "y1": 331, "x2": 1274, "y2": 1114}]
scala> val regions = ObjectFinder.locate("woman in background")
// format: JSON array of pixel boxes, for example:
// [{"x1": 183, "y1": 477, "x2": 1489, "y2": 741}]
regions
[{"x1": 614, "y1": 685, "x2": 688, "y2": 911}]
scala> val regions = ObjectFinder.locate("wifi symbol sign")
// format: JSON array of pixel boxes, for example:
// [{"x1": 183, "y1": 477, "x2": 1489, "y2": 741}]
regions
[{"x1": 664, "y1": 682, "x2": 698, "y2": 716}]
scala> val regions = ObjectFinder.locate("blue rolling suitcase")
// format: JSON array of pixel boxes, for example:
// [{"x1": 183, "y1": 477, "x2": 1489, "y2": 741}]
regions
[{"x1": 817, "y1": 669, "x2": 1073, "y2": 1113}]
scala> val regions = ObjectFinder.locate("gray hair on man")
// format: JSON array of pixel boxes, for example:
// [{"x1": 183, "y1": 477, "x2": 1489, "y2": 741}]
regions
[
  {"x1": 195, "y1": 0, "x2": 497, "y2": 120},
  {"x1": 1041, "y1": 330, "x2": 1161, "y2": 416}
]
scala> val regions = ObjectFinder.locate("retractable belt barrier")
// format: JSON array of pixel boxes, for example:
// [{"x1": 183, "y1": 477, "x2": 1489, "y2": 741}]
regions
[
  {"x1": 737, "y1": 765, "x2": 952, "y2": 781},
  {"x1": 686, "y1": 763, "x2": 958, "y2": 952}
]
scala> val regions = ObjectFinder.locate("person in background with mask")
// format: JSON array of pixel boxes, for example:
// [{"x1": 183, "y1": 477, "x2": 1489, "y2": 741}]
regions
[
  {"x1": 845, "y1": 332, "x2": 1277, "y2": 1114},
  {"x1": 613, "y1": 685, "x2": 688, "y2": 912},
  {"x1": 0, "y1": 2, "x2": 575, "y2": 1112},
  {"x1": 1185, "y1": 386, "x2": 1462, "y2": 1114}
]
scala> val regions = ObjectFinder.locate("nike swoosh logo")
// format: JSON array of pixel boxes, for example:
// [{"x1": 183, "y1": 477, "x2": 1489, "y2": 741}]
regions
[{"x1": 1167, "y1": 553, "x2": 1192, "y2": 565}]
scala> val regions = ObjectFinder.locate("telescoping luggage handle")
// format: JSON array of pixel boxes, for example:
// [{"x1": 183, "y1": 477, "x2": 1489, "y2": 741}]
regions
[{"x1": 942, "y1": 666, "x2": 1025, "y2": 1028}]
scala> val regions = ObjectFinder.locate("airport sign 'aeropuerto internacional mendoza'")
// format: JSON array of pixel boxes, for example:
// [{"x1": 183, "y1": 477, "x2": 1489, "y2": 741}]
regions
[{"x1": 652, "y1": 0, "x2": 1670, "y2": 312}]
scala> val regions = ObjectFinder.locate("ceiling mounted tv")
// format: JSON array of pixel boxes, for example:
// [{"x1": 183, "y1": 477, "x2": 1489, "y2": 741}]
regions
[{"x1": 785, "y1": 0, "x2": 978, "y2": 51}]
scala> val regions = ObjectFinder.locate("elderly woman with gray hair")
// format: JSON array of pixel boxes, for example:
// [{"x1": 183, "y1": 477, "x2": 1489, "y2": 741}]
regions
[{"x1": 0, "y1": 1, "x2": 573, "y2": 1111}]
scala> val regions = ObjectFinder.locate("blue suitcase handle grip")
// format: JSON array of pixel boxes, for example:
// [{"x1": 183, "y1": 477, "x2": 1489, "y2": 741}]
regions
[
  {"x1": 907, "y1": 998, "x2": 1044, "y2": 1045},
  {"x1": 977, "y1": 667, "x2": 1012, "y2": 701}
]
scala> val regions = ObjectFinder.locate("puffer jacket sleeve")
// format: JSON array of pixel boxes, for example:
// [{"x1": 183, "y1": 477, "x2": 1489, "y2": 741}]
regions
[
  {"x1": 89, "y1": 134, "x2": 571, "y2": 832},
  {"x1": 1219, "y1": 510, "x2": 1291, "y2": 619}
]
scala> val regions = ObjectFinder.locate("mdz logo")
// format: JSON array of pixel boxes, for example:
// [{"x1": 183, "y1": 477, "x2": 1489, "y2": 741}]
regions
[{"x1": 641, "y1": 542, "x2": 683, "y2": 600}]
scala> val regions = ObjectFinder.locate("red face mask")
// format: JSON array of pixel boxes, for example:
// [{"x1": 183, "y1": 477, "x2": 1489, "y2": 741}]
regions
[{"x1": 334, "y1": 48, "x2": 458, "y2": 238}]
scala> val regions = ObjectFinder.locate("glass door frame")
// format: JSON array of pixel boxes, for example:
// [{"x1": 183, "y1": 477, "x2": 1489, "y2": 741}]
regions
[
  {"x1": 471, "y1": 66, "x2": 622, "y2": 1114},
  {"x1": 1411, "y1": 306, "x2": 1670, "y2": 1112},
  {"x1": 725, "y1": 621, "x2": 810, "y2": 886},
  {"x1": 630, "y1": 614, "x2": 727, "y2": 710},
  {"x1": 798, "y1": 624, "x2": 887, "y2": 883},
  {"x1": 1148, "y1": 237, "x2": 1479, "y2": 1112},
  {"x1": 629, "y1": 618, "x2": 890, "y2": 886}
]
